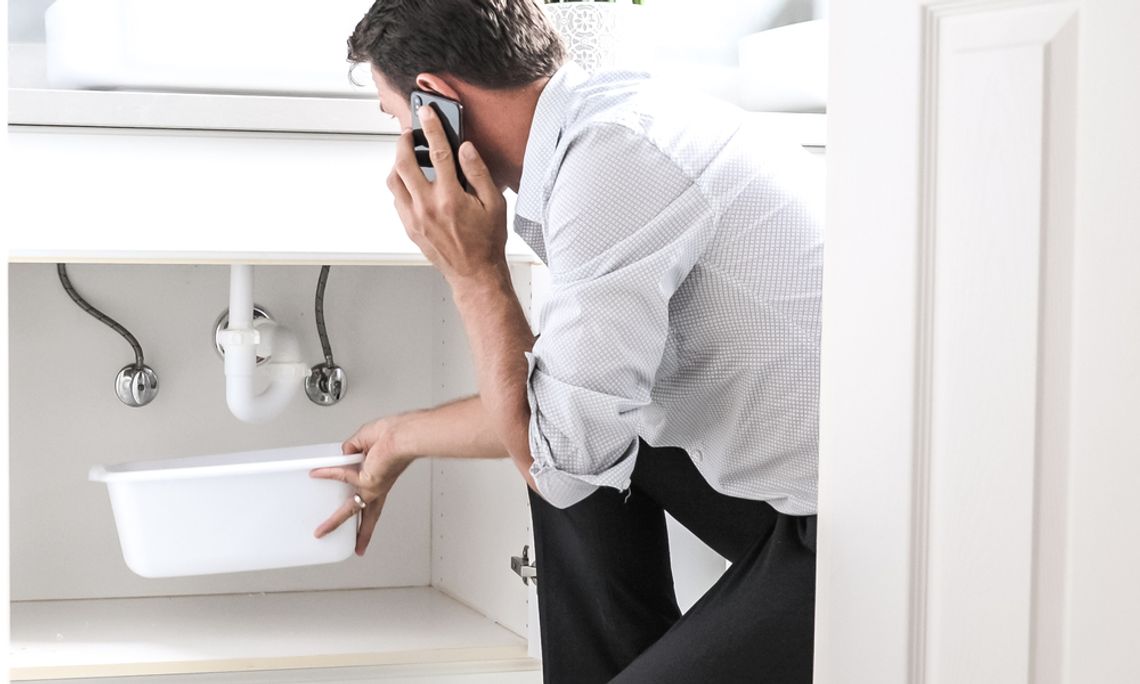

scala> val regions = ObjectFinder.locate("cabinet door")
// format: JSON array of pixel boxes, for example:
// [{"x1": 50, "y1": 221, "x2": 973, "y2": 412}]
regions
[
  {"x1": 429, "y1": 265, "x2": 538, "y2": 641},
  {"x1": 818, "y1": 2, "x2": 1140, "y2": 683},
  {"x1": 6, "y1": 126, "x2": 537, "y2": 263}
]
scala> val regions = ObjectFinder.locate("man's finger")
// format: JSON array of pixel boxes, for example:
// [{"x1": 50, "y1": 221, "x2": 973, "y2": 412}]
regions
[
  {"x1": 309, "y1": 465, "x2": 362, "y2": 489},
  {"x1": 314, "y1": 497, "x2": 359, "y2": 539},
  {"x1": 388, "y1": 167, "x2": 423, "y2": 244},
  {"x1": 416, "y1": 104, "x2": 459, "y2": 188},
  {"x1": 394, "y1": 129, "x2": 430, "y2": 197},
  {"x1": 342, "y1": 423, "x2": 370, "y2": 455},
  {"x1": 387, "y1": 168, "x2": 414, "y2": 219},
  {"x1": 355, "y1": 497, "x2": 385, "y2": 556},
  {"x1": 458, "y1": 142, "x2": 500, "y2": 206}
]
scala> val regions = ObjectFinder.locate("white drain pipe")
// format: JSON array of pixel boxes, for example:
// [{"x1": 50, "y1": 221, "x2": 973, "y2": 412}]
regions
[{"x1": 217, "y1": 265, "x2": 306, "y2": 423}]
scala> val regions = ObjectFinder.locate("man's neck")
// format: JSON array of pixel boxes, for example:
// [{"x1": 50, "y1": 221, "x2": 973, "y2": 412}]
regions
[{"x1": 459, "y1": 76, "x2": 552, "y2": 193}]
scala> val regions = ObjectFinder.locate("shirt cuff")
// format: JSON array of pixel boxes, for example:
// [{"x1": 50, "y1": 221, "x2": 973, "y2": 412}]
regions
[{"x1": 524, "y1": 350, "x2": 639, "y2": 509}]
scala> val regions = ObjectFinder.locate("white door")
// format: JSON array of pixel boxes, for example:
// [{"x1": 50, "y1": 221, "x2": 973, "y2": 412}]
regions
[{"x1": 816, "y1": 1, "x2": 1140, "y2": 683}]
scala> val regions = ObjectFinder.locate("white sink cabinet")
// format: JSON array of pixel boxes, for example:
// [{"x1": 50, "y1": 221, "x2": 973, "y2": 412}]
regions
[{"x1": 6, "y1": 39, "x2": 821, "y2": 681}]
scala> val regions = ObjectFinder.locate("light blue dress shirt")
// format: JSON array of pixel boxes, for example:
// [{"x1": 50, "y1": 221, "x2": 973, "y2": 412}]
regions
[{"x1": 516, "y1": 62, "x2": 823, "y2": 515}]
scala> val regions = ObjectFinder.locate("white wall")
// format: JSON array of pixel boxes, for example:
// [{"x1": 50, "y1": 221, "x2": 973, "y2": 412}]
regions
[
  {"x1": 7, "y1": 0, "x2": 54, "y2": 42},
  {"x1": 8, "y1": 263, "x2": 440, "y2": 601}
]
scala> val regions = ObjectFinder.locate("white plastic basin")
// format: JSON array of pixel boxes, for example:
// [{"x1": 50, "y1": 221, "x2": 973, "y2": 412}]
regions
[{"x1": 89, "y1": 442, "x2": 363, "y2": 578}]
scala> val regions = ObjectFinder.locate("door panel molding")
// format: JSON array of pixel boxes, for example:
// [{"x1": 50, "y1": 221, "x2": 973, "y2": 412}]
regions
[{"x1": 912, "y1": 3, "x2": 1078, "y2": 682}]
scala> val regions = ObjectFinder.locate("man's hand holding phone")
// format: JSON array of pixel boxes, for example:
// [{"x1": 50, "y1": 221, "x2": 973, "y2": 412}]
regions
[{"x1": 388, "y1": 100, "x2": 509, "y2": 289}]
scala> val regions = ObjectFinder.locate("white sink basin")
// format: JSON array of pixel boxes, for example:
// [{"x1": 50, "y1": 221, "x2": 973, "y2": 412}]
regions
[
  {"x1": 45, "y1": 0, "x2": 376, "y2": 97},
  {"x1": 738, "y1": 19, "x2": 828, "y2": 113}
]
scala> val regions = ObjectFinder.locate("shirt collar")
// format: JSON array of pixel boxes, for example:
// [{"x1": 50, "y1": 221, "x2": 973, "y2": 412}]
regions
[{"x1": 515, "y1": 61, "x2": 588, "y2": 224}]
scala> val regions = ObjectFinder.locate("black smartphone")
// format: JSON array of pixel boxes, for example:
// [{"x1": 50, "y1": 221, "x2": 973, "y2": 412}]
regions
[{"x1": 410, "y1": 90, "x2": 467, "y2": 190}]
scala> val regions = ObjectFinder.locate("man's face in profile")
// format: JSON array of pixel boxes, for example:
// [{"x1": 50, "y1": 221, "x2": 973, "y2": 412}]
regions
[{"x1": 370, "y1": 66, "x2": 412, "y2": 129}]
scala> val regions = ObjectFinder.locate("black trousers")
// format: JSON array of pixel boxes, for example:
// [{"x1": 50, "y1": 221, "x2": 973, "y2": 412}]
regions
[{"x1": 527, "y1": 438, "x2": 816, "y2": 683}]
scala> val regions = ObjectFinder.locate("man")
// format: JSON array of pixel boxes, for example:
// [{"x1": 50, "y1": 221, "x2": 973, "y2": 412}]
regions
[{"x1": 310, "y1": 1, "x2": 823, "y2": 681}]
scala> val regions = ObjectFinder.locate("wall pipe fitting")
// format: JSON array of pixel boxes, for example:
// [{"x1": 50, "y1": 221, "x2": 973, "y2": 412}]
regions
[{"x1": 217, "y1": 265, "x2": 307, "y2": 423}]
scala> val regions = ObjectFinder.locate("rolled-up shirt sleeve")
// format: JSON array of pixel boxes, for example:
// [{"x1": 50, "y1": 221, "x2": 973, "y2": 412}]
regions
[{"x1": 524, "y1": 123, "x2": 714, "y2": 509}]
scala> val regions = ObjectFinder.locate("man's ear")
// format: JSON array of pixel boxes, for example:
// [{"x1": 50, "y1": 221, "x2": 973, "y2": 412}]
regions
[{"x1": 414, "y1": 73, "x2": 461, "y2": 100}]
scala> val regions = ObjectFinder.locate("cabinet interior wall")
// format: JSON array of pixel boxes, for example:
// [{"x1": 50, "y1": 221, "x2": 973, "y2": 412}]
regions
[{"x1": 7, "y1": 262, "x2": 534, "y2": 635}]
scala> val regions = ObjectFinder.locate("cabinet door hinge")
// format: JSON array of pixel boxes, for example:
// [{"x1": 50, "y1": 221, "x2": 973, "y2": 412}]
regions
[{"x1": 510, "y1": 544, "x2": 538, "y2": 586}]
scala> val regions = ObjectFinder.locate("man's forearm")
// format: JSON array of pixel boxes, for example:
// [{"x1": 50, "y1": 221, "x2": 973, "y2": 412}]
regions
[
  {"x1": 390, "y1": 394, "x2": 507, "y2": 460},
  {"x1": 385, "y1": 108, "x2": 538, "y2": 493},
  {"x1": 450, "y1": 265, "x2": 539, "y2": 492}
]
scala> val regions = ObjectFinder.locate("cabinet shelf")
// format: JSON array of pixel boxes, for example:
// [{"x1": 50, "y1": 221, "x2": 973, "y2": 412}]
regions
[
  {"x1": 8, "y1": 87, "x2": 825, "y2": 146},
  {"x1": 9, "y1": 587, "x2": 538, "y2": 681},
  {"x1": 747, "y1": 111, "x2": 827, "y2": 148},
  {"x1": 7, "y1": 250, "x2": 540, "y2": 267},
  {"x1": 8, "y1": 87, "x2": 403, "y2": 137}
]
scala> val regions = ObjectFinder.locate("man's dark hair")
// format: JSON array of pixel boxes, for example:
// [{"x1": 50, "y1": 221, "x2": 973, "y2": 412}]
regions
[{"x1": 348, "y1": 0, "x2": 566, "y2": 96}]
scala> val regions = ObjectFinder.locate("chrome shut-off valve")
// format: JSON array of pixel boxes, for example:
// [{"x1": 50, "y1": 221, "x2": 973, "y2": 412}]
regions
[
  {"x1": 57, "y1": 263, "x2": 160, "y2": 408},
  {"x1": 305, "y1": 363, "x2": 347, "y2": 406},
  {"x1": 305, "y1": 266, "x2": 347, "y2": 407},
  {"x1": 115, "y1": 364, "x2": 160, "y2": 407}
]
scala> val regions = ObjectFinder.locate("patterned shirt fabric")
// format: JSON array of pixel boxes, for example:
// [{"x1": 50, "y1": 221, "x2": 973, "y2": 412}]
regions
[{"x1": 516, "y1": 61, "x2": 824, "y2": 515}]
